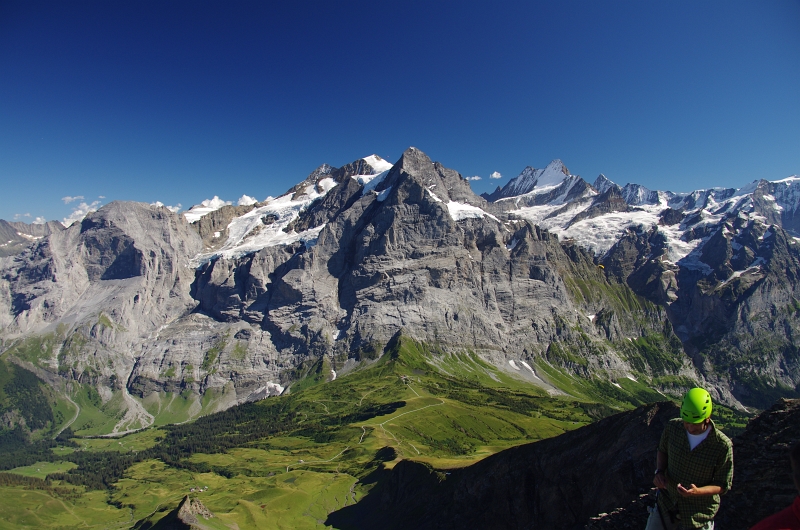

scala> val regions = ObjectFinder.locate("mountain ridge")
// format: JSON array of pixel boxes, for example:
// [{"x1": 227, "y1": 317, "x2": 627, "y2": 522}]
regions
[{"x1": 1, "y1": 147, "x2": 799, "y2": 439}]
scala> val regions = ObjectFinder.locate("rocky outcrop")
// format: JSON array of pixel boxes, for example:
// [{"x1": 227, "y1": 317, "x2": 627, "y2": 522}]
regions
[
  {"x1": 329, "y1": 399, "x2": 800, "y2": 530},
  {"x1": 716, "y1": 398, "x2": 800, "y2": 527},
  {"x1": 135, "y1": 495, "x2": 215, "y2": 530},
  {"x1": 176, "y1": 495, "x2": 215, "y2": 528}
]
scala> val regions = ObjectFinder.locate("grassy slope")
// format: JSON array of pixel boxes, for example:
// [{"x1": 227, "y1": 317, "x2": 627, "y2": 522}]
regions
[{"x1": 0, "y1": 335, "x2": 750, "y2": 529}]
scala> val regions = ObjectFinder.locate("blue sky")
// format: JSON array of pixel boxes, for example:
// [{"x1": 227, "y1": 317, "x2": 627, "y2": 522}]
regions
[{"x1": 1, "y1": 1, "x2": 799, "y2": 225}]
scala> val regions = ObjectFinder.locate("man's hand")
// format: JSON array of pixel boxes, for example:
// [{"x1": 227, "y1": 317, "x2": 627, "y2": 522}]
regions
[
  {"x1": 677, "y1": 483, "x2": 698, "y2": 497},
  {"x1": 677, "y1": 483, "x2": 723, "y2": 497},
  {"x1": 653, "y1": 471, "x2": 668, "y2": 489}
]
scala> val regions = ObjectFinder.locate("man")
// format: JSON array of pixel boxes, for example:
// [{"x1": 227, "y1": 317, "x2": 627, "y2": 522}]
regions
[
  {"x1": 749, "y1": 442, "x2": 800, "y2": 529},
  {"x1": 646, "y1": 387, "x2": 734, "y2": 530}
]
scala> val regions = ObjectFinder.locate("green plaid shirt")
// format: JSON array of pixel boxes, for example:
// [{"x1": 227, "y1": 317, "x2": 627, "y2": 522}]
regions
[{"x1": 657, "y1": 418, "x2": 734, "y2": 529}]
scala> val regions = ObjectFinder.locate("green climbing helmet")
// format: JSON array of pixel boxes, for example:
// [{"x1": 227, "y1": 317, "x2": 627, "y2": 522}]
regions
[{"x1": 681, "y1": 387, "x2": 712, "y2": 423}]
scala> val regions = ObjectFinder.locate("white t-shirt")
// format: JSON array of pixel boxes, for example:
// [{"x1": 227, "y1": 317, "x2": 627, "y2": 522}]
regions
[{"x1": 687, "y1": 428, "x2": 711, "y2": 450}]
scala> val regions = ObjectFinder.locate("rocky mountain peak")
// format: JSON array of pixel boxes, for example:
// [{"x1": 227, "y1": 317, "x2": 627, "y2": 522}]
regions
[
  {"x1": 620, "y1": 183, "x2": 659, "y2": 206},
  {"x1": 593, "y1": 174, "x2": 618, "y2": 194},
  {"x1": 482, "y1": 159, "x2": 575, "y2": 202},
  {"x1": 381, "y1": 147, "x2": 483, "y2": 207}
]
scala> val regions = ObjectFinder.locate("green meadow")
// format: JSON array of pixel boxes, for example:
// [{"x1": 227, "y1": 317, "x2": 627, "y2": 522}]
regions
[{"x1": 0, "y1": 335, "x2": 749, "y2": 528}]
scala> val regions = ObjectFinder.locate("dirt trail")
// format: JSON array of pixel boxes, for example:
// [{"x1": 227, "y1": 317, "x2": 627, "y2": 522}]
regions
[{"x1": 55, "y1": 391, "x2": 81, "y2": 438}]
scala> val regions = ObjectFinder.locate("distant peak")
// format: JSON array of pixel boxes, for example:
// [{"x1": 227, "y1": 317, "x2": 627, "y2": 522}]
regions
[
  {"x1": 546, "y1": 159, "x2": 569, "y2": 176},
  {"x1": 593, "y1": 174, "x2": 618, "y2": 194}
]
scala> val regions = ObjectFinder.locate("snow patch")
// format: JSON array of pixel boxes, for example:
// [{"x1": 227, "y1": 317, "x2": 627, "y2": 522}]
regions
[
  {"x1": 508, "y1": 360, "x2": 521, "y2": 370},
  {"x1": 447, "y1": 201, "x2": 500, "y2": 222},
  {"x1": 363, "y1": 155, "x2": 393, "y2": 173},
  {"x1": 774, "y1": 176, "x2": 800, "y2": 184},
  {"x1": 376, "y1": 186, "x2": 392, "y2": 202},
  {"x1": 426, "y1": 189, "x2": 443, "y2": 202},
  {"x1": 354, "y1": 169, "x2": 391, "y2": 194},
  {"x1": 191, "y1": 181, "x2": 337, "y2": 265}
]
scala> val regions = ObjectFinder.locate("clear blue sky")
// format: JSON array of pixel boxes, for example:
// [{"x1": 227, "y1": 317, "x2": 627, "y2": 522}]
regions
[{"x1": 1, "y1": 0, "x2": 799, "y2": 225}]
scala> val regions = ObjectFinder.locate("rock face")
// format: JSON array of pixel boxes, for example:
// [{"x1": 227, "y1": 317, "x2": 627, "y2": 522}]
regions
[
  {"x1": 485, "y1": 165, "x2": 800, "y2": 408},
  {"x1": 0, "y1": 202, "x2": 205, "y2": 431},
  {"x1": 0, "y1": 219, "x2": 64, "y2": 257},
  {"x1": 716, "y1": 398, "x2": 800, "y2": 528},
  {"x1": 176, "y1": 495, "x2": 215, "y2": 527},
  {"x1": 136, "y1": 495, "x2": 214, "y2": 529},
  {"x1": 189, "y1": 147, "x2": 674, "y2": 384},
  {"x1": 327, "y1": 402, "x2": 679, "y2": 530}
]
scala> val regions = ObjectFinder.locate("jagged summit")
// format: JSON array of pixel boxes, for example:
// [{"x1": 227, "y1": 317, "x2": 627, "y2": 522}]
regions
[
  {"x1": 592, "y1": 174, "x2": 617, "y2": 194},
  {"x1": 482, "y1": 159, "x2": 571, "y2": 202}
]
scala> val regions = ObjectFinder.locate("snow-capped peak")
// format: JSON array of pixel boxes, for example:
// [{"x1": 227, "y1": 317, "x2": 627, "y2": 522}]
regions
[
  {"x1": 527, "y1": 159, "x2": 570, "y2": 191},
  {"x1": 500, "y1": 160, "x2": 571, "y2": 198},
  {"x1": 621, "y1": 183, "x2": 659, "y2": 206}
]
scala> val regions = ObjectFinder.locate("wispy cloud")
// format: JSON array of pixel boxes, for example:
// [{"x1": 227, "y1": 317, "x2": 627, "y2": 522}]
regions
[
  {"x1": 490, "y1": 171, "x2": 502, "y2": 180},
  {"x1": 151, "y1": 201, "x2": 182, "y2": 213},
  {"x1": 98, "y1": 195, "x2": 106, "y2": 199},
  {"x1": 63, "y1": 201, "x2": 102, "y2": 227},
  {"x1": 13, "y1": 213, "x2": 31, "y2": 220},
  {"x1": 33, "y1": 217, "x2": 46, "y2": 224},
  {"x1": 61, "y1": 195, "x2": 85, "y2": 204},
  {"x1": 466, "y1": 176, "x2": 482, "y2": 181}
]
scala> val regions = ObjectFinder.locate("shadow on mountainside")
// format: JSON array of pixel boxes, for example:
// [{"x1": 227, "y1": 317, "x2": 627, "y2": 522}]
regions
[{"x1": 326, "y1": 401, "x2": 679, "y2": 530}]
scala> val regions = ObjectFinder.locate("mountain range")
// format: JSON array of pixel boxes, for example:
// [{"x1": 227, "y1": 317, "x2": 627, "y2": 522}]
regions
[{"x1": 1, "y1": 147, "x2": 799, "y2": 438}]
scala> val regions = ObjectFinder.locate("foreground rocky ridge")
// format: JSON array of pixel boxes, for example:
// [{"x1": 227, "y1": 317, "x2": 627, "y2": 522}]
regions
[
  {"x1": 328, "y1": 401, "x2": 677, "y2": 529},
  {"x1": 0, "y1": 148, "x2": 798, "y2": 434},
  {"x1": 586, "y1": 398, "x2": 800, "y2": 530},
  {"x1": 327, "y1": 399, "x2": 799, "y2": 530}
]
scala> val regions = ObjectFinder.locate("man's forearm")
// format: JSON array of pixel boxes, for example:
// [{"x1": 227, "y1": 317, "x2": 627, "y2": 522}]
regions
[
  {"x1": 653, "y1": 450, "x2": 669, "y2": 489},
  {"x1": 656, "y1": 450, "x2": 667, "y2": 472},
  {"x1": 692, "y1": 485, "x2": 723, "y2": 496}
]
